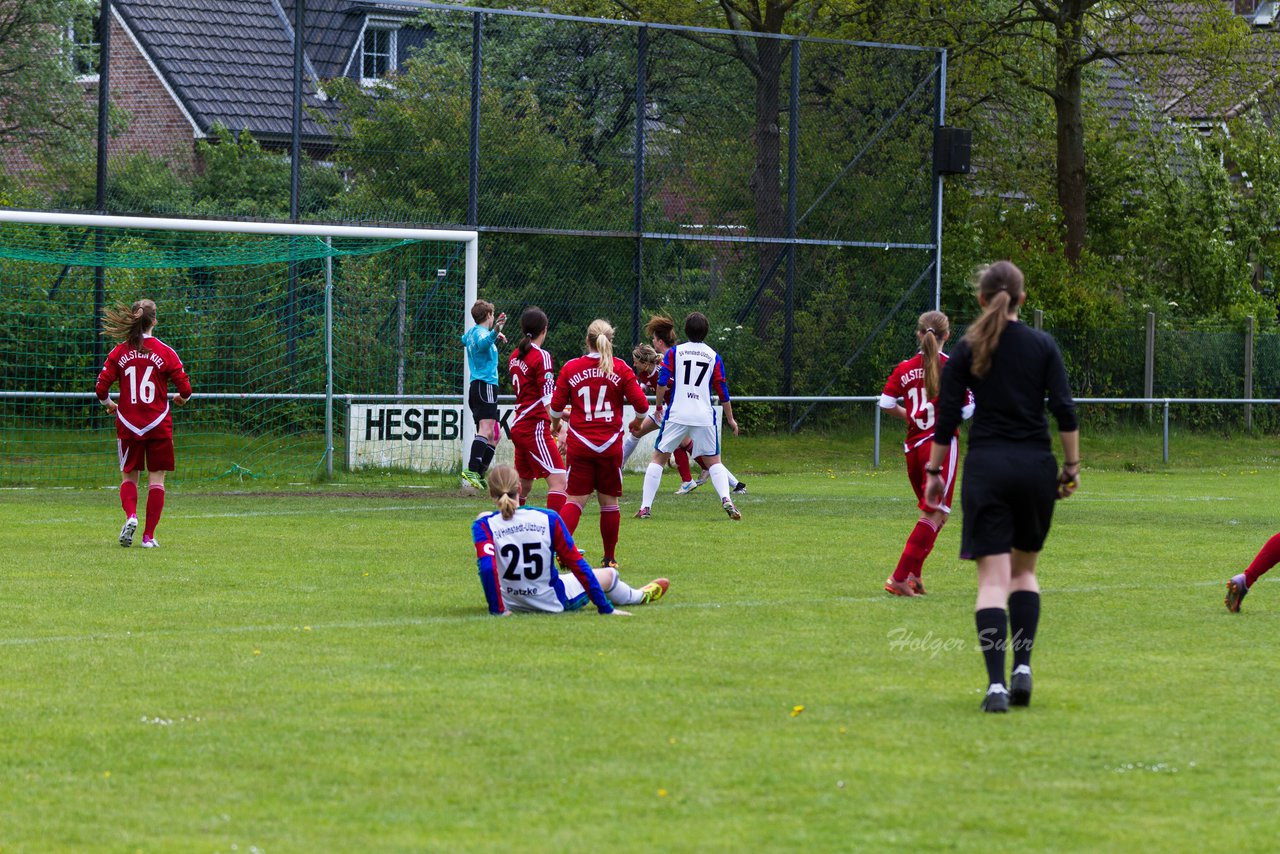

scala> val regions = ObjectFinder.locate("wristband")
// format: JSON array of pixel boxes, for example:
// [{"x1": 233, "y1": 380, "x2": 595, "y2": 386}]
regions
[
  {"x1": 924, "y1": 465, "x2": 943, "y2": 475},
  {"x1": 1063, "y1": 460, "x2": 1080, "y2": 467}
]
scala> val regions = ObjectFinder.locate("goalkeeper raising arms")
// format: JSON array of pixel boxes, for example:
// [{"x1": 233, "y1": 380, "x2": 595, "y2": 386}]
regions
[{"x1": 95, "y1": 299, "x2": 192, "y2": 549}]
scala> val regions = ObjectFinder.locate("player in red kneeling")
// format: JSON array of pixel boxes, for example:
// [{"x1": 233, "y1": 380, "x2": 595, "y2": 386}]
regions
[
  {"x1": 95, "y1": 299, "x2": 192, "y2": 548},
  {"x1": 507, "y1": 306, "x2": 568, "y2": 513},
  {"x1": 1225, "y1": 533, "x2": 1280, "y2": 612},
  {"x1": 878, "y1": 310, "x2": 971, "y2": 596},
  {"x1": 550, "y1": 319, "x2": 649, "y2": 569}
]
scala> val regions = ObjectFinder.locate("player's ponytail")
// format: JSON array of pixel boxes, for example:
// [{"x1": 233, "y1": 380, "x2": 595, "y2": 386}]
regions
[
  {"x1": 917, "y1": 310, "x2": 950, "y2": 399},
  {"x1": 517, "y1": 307, "x2": 548, "y2": 359},
  {"x1": 586, "y1": 319, "x2": 615, "y2": 377},
  {"x1": 964, "y1": 261, "x2": 1024, "y2": 379},
  {"x1": 102, "y1": 299, "x2": 157, "y2": 353},
  {"x1": 487, "y1": 464, "x2": 522, "y2": 520}
]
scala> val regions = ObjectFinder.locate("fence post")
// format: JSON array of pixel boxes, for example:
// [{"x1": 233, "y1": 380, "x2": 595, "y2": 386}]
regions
[
  {"x1": 1244, "y1": 315, "x2": 1254, "y2": 431},
  {"x1": 93, "y1": 0, "x2": 113, "y2": 370},
  {"x1": 1162, "y1": 400, "x2": 1170, "y2": 463},
  {"x1": 783, "y1": 40, "x2": 799, "y2": 423},
  {"x1": 631, "y1": 26, "x2": 647, "y2": 348},
  {"x1": 873, "y1": 402, "x2": 880, "y2": 469},
  {"x1": 324, "y1": 240, "x2": 334, "y2": 478},
  {"x1": 1033, "y1": 308, "x2": 1042, "y2": 330},
  {"x1": 1144, "y1": 312, "x2": 1156, "y2": 422},
  {"x1": 469, "y1": 12, "x2": 482, "y2": 227},
  {"x1": 396, "y1": 279, "x2": 407, "y2": 397}
]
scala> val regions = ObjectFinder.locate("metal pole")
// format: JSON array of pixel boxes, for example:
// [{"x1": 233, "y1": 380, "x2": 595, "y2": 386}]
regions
[
  {"x1": 324, "y1": 239, "x2": 334, "y2": 478},
  {"x1": 784, "y1": 40, "x2": 799, "y2": 416},
  {"x1": 461, "y1": 236, "x2": 480, "y2": 472},
  {"x1": 873, "y1": 403, "x2": 881, "y2": 468},
  {"x1": 397, "y1": 279, "x2": 407, "y2": 396},
  {"x1": 632, "y1": 27, "x2": 648, "y2": 348},
  {"x1": 93, "y1": 0, "x2": 113, "y2": 369},
  {"x1": 931, "y1": 49, "x2": 947, "y2": 311},
  {"x1": 1144, "y1": 312, "x2": 1155, "y2": 422},
  {"x1": 1033, "y1": 308, "x2": 1043, "y2": 330},
  {"x1": 1244, "y1": 315, "x2": 1254, "y2": 431},
  {"x1": 468, "y1": 12, "x2": 483, "y2": 227},
  {"x1": 287, "y1": 0, "x2": 306, "y2": 368},
  {"x1": 1163, "y1": 400, "x2": 1170, "y2": 463}
]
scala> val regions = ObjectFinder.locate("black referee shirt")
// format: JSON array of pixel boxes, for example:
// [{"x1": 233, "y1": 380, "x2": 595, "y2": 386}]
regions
[{"x1": 934, "y1": 320, "x2": 1078, "y2": 452}]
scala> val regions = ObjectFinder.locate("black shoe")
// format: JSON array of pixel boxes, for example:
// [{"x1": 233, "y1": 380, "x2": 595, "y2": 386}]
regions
[
  {"x1": 980, "y1": 685, "x2": 1009, "y2": 713},
  {"x1": 1009, "y1": 667, "x2": 1032, "y2": 707}
]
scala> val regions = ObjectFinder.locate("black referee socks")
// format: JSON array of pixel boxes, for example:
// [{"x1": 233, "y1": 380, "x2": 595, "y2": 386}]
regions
[
  {"x1": 1007, "y1": 590, "x2": 1041, "y2": 671},
  {"x1": 975, "y1": 608, "x2": 1008, "y2": 688}
]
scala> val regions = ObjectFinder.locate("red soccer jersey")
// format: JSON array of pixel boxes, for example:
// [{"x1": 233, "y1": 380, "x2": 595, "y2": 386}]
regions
[
  {"x1": 550, "y1": 354, "x2": 649, "y2": 453},
  {"x1": 95, "y1": 335, "x2": 193, "y2": 441},
  {"x1": 508, "y1": 343, "x2": 555, "y2": 428},
  {"x1": 634, "y1": 364, "x2": 663, "y2": 418},
  {"x1": 881, "y1": 352, "x2": 951, "y2": 450}
]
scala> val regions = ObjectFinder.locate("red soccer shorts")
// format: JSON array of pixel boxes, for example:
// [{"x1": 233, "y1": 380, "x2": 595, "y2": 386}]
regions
[
  {"x1": 510, "y1": 419, "x2": 565, "y2": 481},
  {"x1": 565, "y1": 442, "x2": 624, "y2": 497},
  {"x1": 118, "y1": 435, "x2": 175, "y2": 473},
  {"x1": 907, "y1": 436, "x2": 957, "y2": 514}
]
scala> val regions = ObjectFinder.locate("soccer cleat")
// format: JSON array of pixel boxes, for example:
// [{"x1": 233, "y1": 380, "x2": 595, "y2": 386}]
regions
[
  {"x1": 695, "y1": 470, "x2": 711, "y2": 487},
  {"x1": 906, "y1": 574, "x2": 927, "y2": 595},
  {"x1": 980, "y1": 684, "x2": 1009, "y2": 713},
  {"x1": 460, "y1": 470, "x2": 485, "y2": 491},
  {"x1": 602, "y1": 558, "x2": 620, "y2": 571},
  {"x1": 731, "y1": 480, "x2": 748, "y2": 495},
  {"x1": 884, "y1": 576, "x2": 917, "y2": 597},
  {"x1": 119, "y1": 516, "x2": 138, "y2": 548},
  {"x1": 634, "y1": 507, "x2": 651, "y2": 519},
  {"x1": 1010, "y1": 665, "x2": 1033, "y2": 707},
  {"x1": 722, "y1": 499, "x2": 742, "y2": 521},
  {"x1": 674, "y1": 480, "x2": 698, "y2": 495},
  {"x1": 140, "y1": 537, "x2": 159, "y2": 549},
  {"x1": 1225, "y1": 573, "x2": 1249, "y2": 613},
  {"x1": 640, "y1": 578, "x2": 670, "y2": 604}
]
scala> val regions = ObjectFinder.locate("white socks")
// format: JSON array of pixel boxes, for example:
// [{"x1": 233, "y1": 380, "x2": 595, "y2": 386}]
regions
[
  {"x1": 622, "y1": 432, "x2": 639, "y2": 464},
  {"x1": 708, "y1": 463, "x2": 731, "y2": 500},
  {"x1": 641, "y1": 462, "x2": 664, "y2": 509},
  {"x1": 603, "y1": 572, "x2": 644, "y2": 605}
]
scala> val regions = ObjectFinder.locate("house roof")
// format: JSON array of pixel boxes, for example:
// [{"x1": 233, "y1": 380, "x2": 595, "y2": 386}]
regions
[{"x1": 115, "y1": 0, "x2": 340, "y2": 142}]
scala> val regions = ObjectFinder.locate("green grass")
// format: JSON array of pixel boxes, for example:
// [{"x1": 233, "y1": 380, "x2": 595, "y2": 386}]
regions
[{"x1": 3, "y1": 431, "x2": 1280, "y2": 851}]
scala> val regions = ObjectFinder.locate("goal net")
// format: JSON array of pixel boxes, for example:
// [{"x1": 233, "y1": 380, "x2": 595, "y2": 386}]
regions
[{"x1": 0, "y1": 210, "x2": 478, "y2": 487}]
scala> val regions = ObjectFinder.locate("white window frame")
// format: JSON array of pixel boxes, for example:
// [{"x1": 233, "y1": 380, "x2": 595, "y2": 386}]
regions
[
  {"x1": 360, "y1": 21, "x2": 399, "y2": 86},
  {"x1": 67, "y1": 6, "x2": 101, "y2": 82}
]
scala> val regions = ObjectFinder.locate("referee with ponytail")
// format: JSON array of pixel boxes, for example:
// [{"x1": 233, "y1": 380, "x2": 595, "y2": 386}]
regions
[{"x1": 925, "y1": 261, "x2": 1079, "y2": 713}]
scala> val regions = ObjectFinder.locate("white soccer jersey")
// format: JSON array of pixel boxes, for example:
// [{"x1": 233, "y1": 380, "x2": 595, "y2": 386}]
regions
[
  {"x1": 659, "y1": 341, "x2": 730, "y2": 427},
  {"x1": 476, "y1": 507, "x2": 576, "y2": 614}
]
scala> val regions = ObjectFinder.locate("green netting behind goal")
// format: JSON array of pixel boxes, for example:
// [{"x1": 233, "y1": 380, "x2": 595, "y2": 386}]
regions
[{"x1": 0, "y1": 219, "x2": 468, "y2": 487}]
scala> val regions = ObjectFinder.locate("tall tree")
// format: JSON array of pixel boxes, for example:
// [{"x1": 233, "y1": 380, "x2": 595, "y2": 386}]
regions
[
  {"x1": 907, "y1": 0, "x2": 1258, "y2": 266},
  {"x1": 0, "y1": 0, "x2": 96, "y2": 160}
]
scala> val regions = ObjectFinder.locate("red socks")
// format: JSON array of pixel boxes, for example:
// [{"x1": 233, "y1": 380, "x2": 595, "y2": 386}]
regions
[
  {"x1": 600, "y1": 506, "x2": 620, "y2": 562},
  {"x1": 1244, "y1": 532, "x2": 1280, "y2": 587},
  {"x1": 892, "y1": 517, "x2": 940, "y2": 583},
  {"x1": 559, "y1": 501, "x2": 583, "y2": 534},
  {"x1": 547, "y1": 491, "x2": 566, "y2": 515},
  {"x1": 143, "y1": 485, "x2": 165, "y2": 540},
  {"x1": 120, "y1": 481, "x2": 138, "y2": 518},
  {"x1": 675, "y1": 447, "x2": 693, "y2": 482}
]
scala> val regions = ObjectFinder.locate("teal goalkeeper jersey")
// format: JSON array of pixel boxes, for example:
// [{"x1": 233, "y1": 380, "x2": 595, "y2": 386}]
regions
[{"x1": 462, "y1": 325, "x2": 501, "y2": 385}]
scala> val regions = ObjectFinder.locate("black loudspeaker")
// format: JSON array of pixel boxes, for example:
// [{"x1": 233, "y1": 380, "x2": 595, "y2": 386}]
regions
[{"x1": 933, "y1": 126, "x2": 972, "y2": 175}]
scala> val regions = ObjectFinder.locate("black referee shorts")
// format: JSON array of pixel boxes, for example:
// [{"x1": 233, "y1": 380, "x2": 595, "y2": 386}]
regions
[
  {"x1": 959, "y1": 447, "x2": 1059, "y2": 559},
  {"x1": 468, "y1": 379, "x2": 500, "y2": 425}
]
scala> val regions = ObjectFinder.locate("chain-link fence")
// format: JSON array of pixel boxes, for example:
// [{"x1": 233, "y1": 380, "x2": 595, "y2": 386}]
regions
[{"x1": 1, "y1": 0, "x2": 947, "y2": 423}]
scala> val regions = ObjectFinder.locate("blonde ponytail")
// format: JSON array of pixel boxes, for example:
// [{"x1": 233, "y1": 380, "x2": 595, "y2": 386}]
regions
[
  {"x1": 917, "y1": 310, "x2": 950, "y2": 399},
  {"x1": 585, "y1": 319, "x2": 616, "y2": 376},
  {"x1": 487, "y1": 464, "x2": 522, "y2": 520},
  {"x1": 102, "y1": 299, "x2": 157, "y2": 353}
]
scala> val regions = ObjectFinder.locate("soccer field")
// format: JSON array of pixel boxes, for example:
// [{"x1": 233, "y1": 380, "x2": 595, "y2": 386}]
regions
[{"x1": 2, "y1": 432, "x2": 1279, "y2": 851}]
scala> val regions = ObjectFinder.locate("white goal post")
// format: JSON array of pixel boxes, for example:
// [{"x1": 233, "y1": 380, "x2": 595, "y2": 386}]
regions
[{"x1": 0, "y1": 209, "x2": 480, "y2": 478}]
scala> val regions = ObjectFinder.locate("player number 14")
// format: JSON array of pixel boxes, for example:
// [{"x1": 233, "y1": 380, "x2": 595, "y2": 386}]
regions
[{"x1": 576, "y1": 385, "x2": 615, "y2": 422}]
